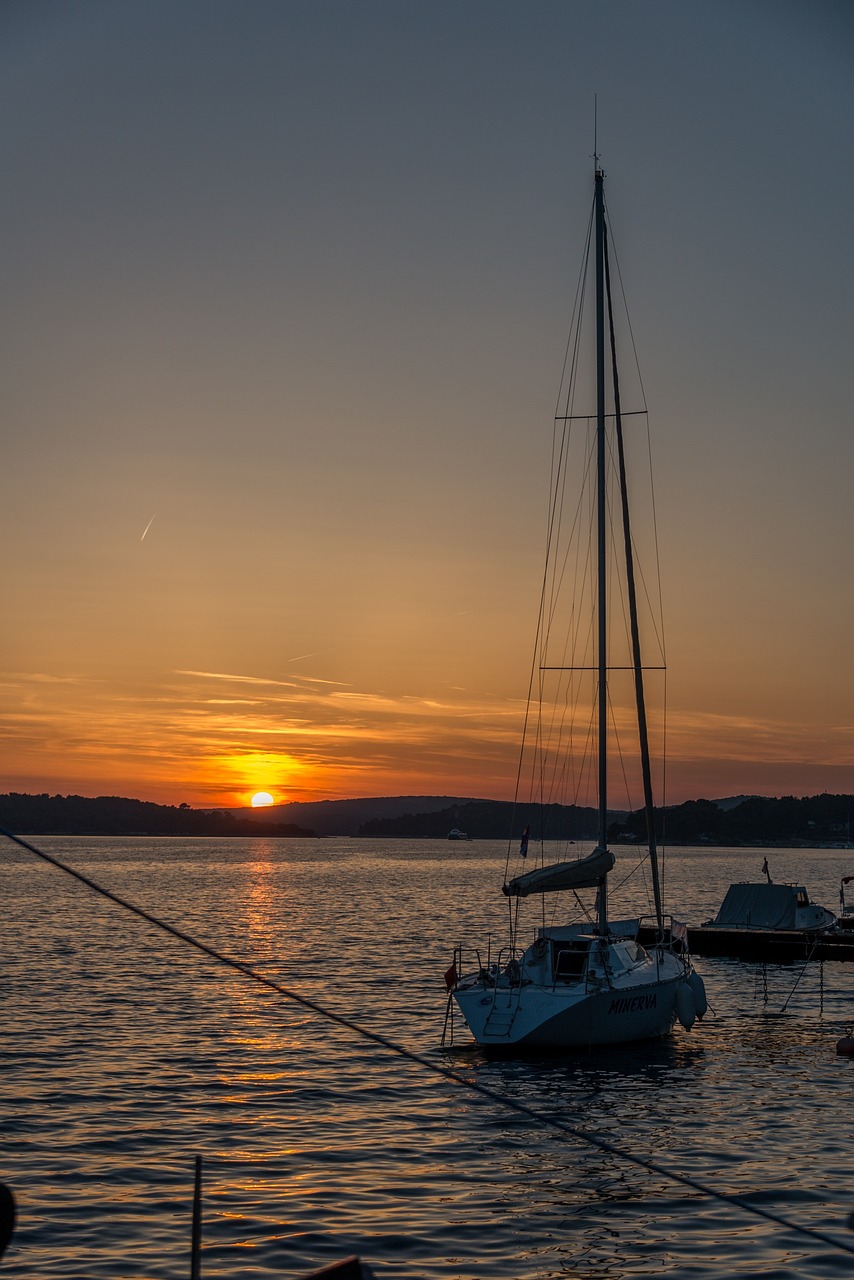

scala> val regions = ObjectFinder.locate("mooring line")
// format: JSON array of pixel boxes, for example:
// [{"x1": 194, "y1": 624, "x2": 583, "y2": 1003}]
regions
[{"x1": 4, "y1": 825, "x2": 854, "y2": 1259}]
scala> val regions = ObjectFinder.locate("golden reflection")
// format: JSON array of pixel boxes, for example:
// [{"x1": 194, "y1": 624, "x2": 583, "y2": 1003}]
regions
[{"x1": 211, "y1": 846, "x2": 317, "y2": 1097}]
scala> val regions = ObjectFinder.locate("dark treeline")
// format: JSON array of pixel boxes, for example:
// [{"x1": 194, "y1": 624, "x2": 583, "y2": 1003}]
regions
[
  {"x1": 362, "y1": 794, "x2": 854, "y2": 845},
  {"x1": 358, "y1": 799, "x2": 604, "y2": 840},
  {"x1": 612, "y1": 793, "x2": 854, "y2": 847},
  {"x1": 3, "y1": 791, "x2": 853, "y2": 844},
  {"x1": 0, "y1": 793, "x2": 314, "y2": 838}
]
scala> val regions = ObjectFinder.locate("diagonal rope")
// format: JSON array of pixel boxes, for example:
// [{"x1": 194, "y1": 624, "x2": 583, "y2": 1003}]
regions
[{"x1": 4, "y1": 824, "x2": 854, "y2": 1260}]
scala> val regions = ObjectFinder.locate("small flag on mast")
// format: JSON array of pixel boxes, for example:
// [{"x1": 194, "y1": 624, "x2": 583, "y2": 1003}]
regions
[
  {"x1": 520, "y1": 825, "x2": 530, "y2": 858},
  {"x1": 444, "y1": 962, "x2": 458, "y2": 992},
  {"x1": 762, "y1": 857, "x2": 771, "y2": 883}
]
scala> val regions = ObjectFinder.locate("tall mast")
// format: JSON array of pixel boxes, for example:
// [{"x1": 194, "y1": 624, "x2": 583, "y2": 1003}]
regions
[
  {"x1": 604, "y1": 222, "x2": 665, "y2": 934},
  {"x1": 594, "y1": 163, "x2": 608, "y2": 935}
]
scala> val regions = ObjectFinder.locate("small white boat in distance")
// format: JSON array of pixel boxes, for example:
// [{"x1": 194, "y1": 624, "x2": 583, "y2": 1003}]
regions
[{"x1": 447, "y1": 828, "x2": 470, "y2": 841}]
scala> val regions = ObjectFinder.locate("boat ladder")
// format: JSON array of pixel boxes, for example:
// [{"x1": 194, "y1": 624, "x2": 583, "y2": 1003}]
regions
[{"x1": 483, "y1": 984, "x2": 522, "y2": 1038}]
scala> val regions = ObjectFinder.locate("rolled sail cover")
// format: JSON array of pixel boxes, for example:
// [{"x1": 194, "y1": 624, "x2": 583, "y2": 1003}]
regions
[{"x1": 503, "y1": 847, "x2": 615, "y2": 897}]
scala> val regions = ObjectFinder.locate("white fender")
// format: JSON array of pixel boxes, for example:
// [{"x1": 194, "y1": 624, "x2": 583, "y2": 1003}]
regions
[
  {"x1": 676, "y1": 981, "x2": 696, "y2": 1031},
  {"x1": 687, "y1": 969, "x2": 707, "y2": 1020}
]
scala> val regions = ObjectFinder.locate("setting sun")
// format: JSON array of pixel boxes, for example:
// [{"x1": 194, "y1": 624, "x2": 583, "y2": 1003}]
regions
[{"x1": 250, "y1": 792, "x2": 275, "y2": 808}]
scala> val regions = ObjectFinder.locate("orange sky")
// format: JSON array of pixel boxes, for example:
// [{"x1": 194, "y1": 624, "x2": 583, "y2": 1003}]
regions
[
  {"x1": 2, "y1": 4, "x2": 854, "y2": 811},
  {"x1": 4, "y1": 660, "x2": 854, "y2": 810}
]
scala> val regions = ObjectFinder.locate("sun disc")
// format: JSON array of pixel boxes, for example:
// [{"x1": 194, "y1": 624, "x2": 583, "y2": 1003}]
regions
[{"x1": 251, "y1": 792, "x2": 275, "y2": 808}]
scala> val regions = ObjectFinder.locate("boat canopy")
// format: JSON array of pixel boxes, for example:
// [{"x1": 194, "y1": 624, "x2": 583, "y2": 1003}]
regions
[
  {"x1": 712, "y1": 882, "x2": 806, "y2": 930},
  {"x1": 503, "y1": 847, "x2": 615, "y2": 897}
]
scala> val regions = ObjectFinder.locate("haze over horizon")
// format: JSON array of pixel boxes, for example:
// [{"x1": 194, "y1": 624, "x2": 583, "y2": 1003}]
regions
[{"x1": 3, "y1": 2, "x2": 853, "y2": 811}]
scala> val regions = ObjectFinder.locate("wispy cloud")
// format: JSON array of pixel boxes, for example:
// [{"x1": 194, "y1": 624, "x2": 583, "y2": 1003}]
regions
[
  {"x1": 177, "y1": 669, "x2": 303, "y2": 688},
  {"x1": 3, "y1": 665, "x2": 854, "y2": 807},
  {"x1": 177, "y1": 668, "x2": 351, "y2": 689},
  {"x1": 0, "y1": 666, "x2": 523, "y2": 804}
]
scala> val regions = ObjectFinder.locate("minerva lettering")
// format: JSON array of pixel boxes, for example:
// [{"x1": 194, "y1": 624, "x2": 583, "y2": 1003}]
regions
[{"x1": 608, "y1": 993, "x2": 658, "y2": 1015}]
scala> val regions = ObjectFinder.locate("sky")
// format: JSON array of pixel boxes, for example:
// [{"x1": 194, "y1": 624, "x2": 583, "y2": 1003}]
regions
[{"x1": 2, "y1": 0, "x2": 853, "y2": 811}]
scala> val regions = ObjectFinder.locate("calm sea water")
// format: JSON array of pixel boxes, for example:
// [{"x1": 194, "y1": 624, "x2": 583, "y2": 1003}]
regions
[{"x1": 3, "y1": 836, "x2": 854, "y2": 1279}]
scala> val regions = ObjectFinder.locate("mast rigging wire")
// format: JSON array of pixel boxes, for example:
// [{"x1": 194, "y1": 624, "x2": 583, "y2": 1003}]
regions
[{"x1": 4, "y1": 824, "x2": 854, "y2": 1261}]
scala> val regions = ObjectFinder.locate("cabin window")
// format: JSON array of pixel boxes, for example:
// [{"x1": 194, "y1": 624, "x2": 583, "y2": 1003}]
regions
[
  {"x1": 796, "y1": 890, "x2": 809, "y2": 907},
  {"x1": 552, "y1": 942, "x2": 588, "y2": 980}
]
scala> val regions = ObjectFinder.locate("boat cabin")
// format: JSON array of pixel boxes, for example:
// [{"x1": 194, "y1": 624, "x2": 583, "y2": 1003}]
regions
[
  {"x1": 524, "y1": 925, "x2": 650, "y2": 985},
  {"x1": 705, "y1": 882, "x2": 835, "y2": 932}
]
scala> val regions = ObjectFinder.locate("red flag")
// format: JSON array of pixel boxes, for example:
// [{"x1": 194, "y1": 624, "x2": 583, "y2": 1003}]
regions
[
  {"x1": 444, "y1": 962, "x2": 458, "y2": 992},
  {"x1": 520, "y1": 825, "x2": 530, "y2": 858}
]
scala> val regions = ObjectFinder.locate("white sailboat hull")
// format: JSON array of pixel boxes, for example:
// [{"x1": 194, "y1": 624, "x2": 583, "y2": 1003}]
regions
[{"x1": 453, "y1": 951, "x2": 686, "y2": 1049}]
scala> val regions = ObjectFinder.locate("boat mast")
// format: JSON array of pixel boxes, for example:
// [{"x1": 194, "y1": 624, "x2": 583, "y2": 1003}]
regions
[
  {"x1": 603, "y1": 222, "x2": 665, "y2": 935},
  {"x1": 594, "y1": 163, "x2": 608, "y2": 936}
]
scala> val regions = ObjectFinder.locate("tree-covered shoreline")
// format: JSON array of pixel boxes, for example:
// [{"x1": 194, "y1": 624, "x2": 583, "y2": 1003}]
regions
[{"x1": 3, "y1": 790, "x2": 853, "y2": 845}]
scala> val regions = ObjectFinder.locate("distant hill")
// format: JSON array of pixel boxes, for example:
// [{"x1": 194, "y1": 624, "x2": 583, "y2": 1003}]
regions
[
  {"x1": 712, "y1": 795, "x2": 763, "y2": 812},
  {"x1": 0, "y1": 793, "x2": 314, "y2": 838},
  {"x1": 612, "y1": 793, "x2": 854, "y2": 847},
  {"x1": 233, "y1": 795, "x2": 478, "y2": 837},
  {"x1": 358, "y1": 798, "x2": 610, "y2": 841},
  {"x1": 3, "y1": 790, "x2": 854, "y2": 845}
]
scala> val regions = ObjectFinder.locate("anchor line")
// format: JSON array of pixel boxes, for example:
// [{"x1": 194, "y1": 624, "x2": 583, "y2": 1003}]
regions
[
  {"x1": 780, "y1": 936, "x2": 822, "y2": 1013},
  {"x1": 4, "y1": 824, "x2": 854, "y2": 1260}
]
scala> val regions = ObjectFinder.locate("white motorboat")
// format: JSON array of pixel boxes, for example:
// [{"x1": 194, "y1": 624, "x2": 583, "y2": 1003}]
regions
[{"x1": 703, "y1": 881, "x2": 836, "y2": 933}]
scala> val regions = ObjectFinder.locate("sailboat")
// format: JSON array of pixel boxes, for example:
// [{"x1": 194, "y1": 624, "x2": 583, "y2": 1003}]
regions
[{"x1": 446, "y1": 162, "x2": 706, "y2": 1050}]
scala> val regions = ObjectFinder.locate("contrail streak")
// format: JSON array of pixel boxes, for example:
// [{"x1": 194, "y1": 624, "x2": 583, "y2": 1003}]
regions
[
  {"x1": 140, "y1": 514, "x2": 157, "y2": 541},
  {"x1": 288, "y1": 648, "x2": 337, "y2": 663}
]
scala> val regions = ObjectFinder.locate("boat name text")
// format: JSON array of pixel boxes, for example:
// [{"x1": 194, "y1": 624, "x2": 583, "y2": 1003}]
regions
[{"x1": 608, "y1": 993, "x2": 658, "y2": 1015}]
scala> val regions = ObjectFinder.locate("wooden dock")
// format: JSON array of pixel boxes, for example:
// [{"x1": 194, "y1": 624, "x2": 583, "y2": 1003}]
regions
[{"x1": 637, "y1": 925, "x2": 854, "y2": 963}]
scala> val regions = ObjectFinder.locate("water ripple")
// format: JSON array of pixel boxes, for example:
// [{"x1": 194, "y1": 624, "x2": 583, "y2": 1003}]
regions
[{"x1": 3, "y1": 837, "x2": 854, "y2": 1277}]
